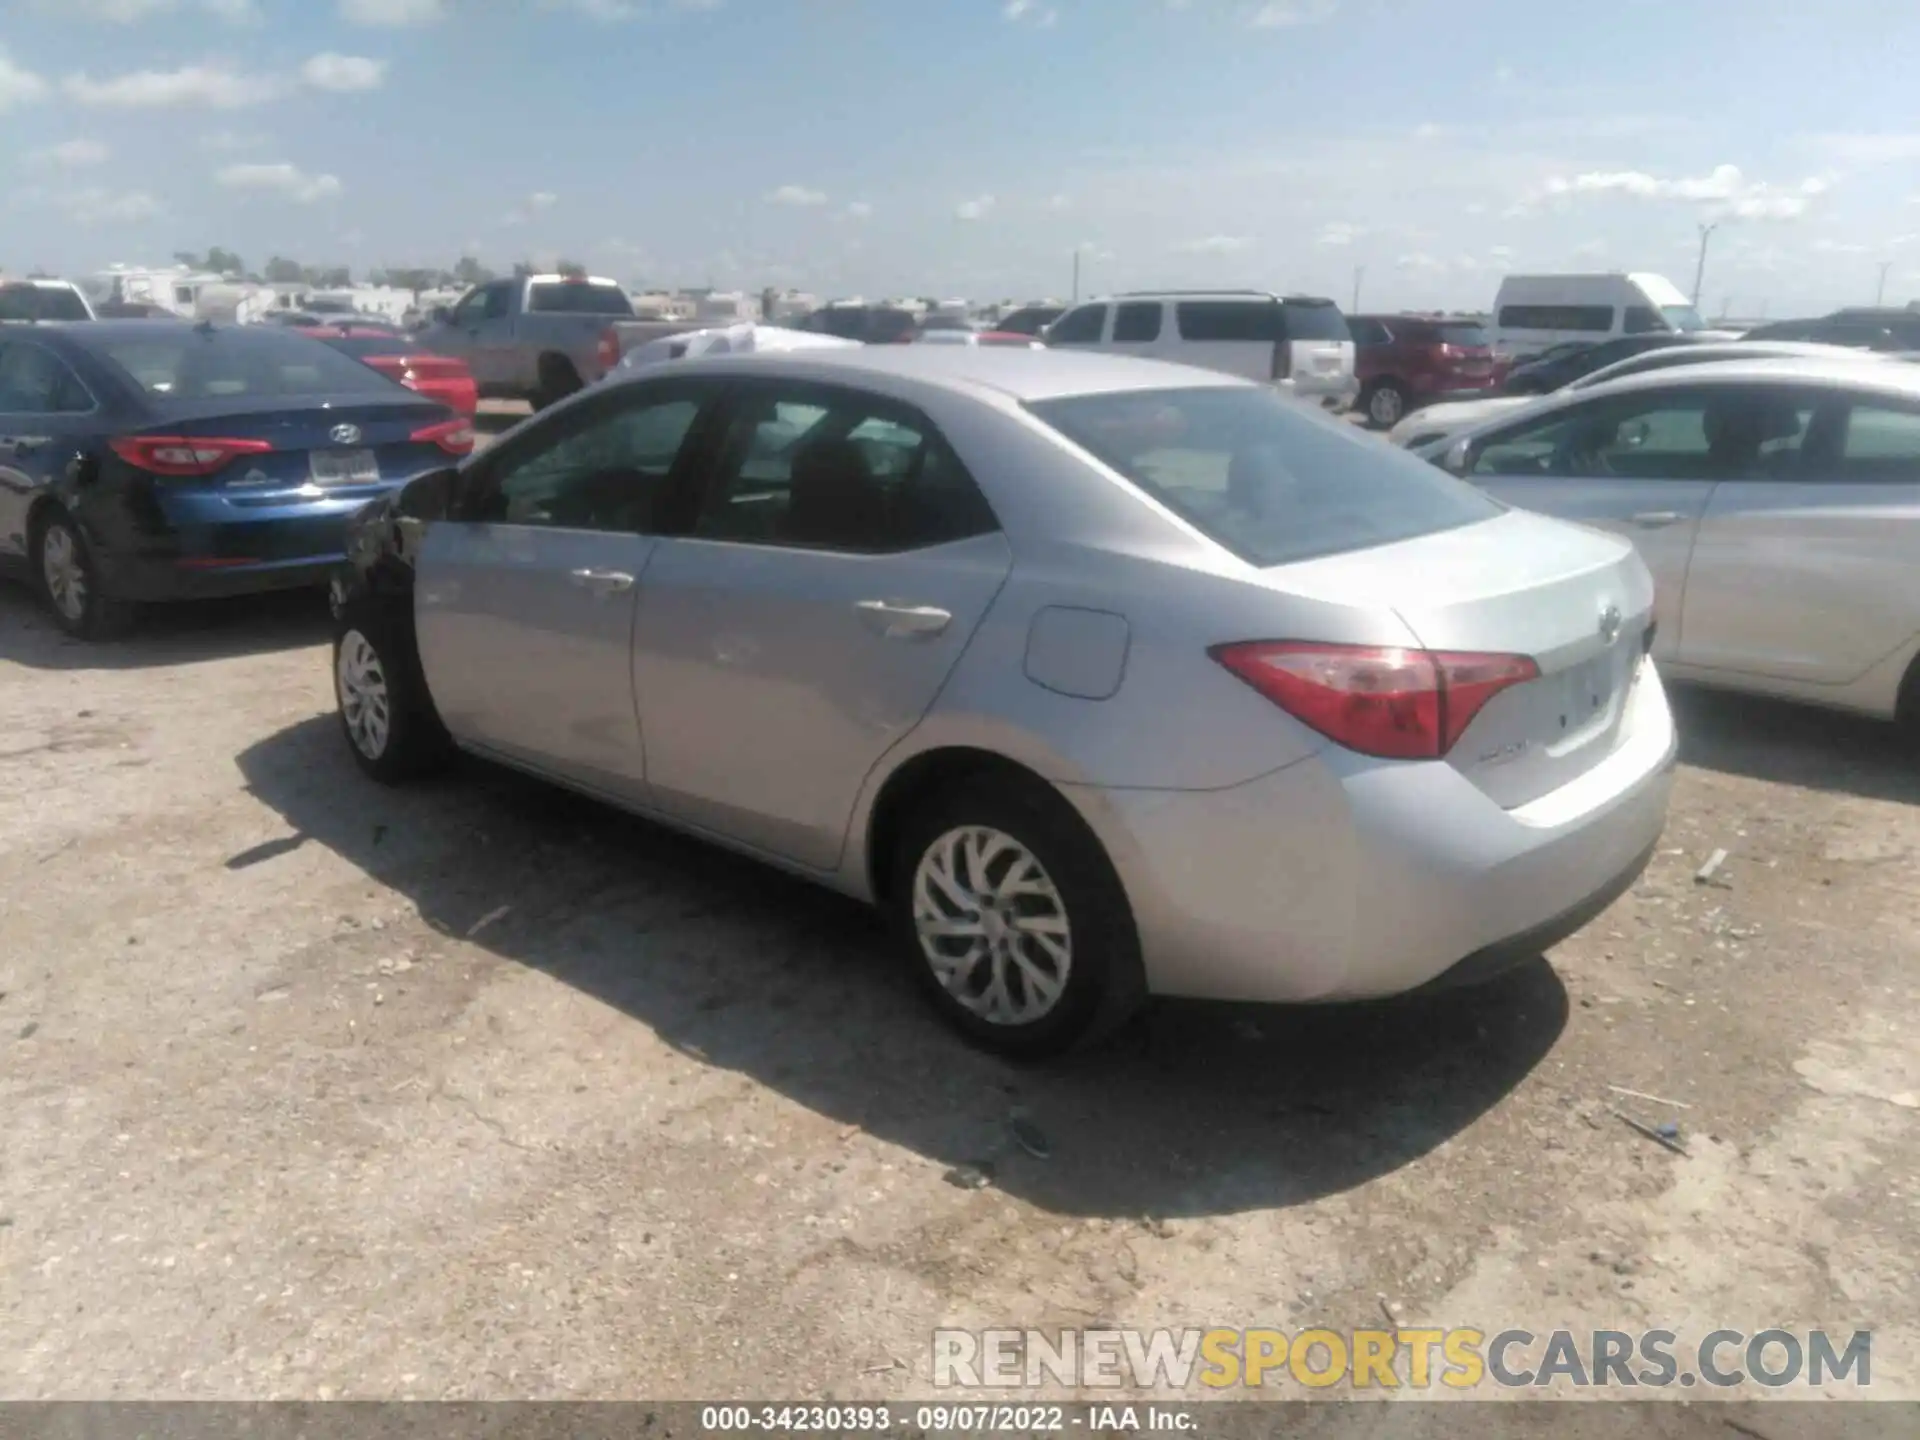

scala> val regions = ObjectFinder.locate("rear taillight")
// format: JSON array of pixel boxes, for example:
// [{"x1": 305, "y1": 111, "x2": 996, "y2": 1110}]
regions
[
  {"x1": 110, "y1": 435, "x2": 272, "y2": 477},
  {"x1": 596, "y1": 327, "x2": 620, "y2": 371},
  {"x1": 1210, "y1": 641, "x2": 1539, "y2": 760},
  {"x1": 411, "y1": 417, "x2": 475, "y2": 456}
]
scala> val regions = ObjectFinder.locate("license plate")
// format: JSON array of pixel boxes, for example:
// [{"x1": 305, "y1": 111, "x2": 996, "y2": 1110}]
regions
[
  {"x1": 310, "y1": 449, "x2": 378, "y2": 485},
  {"x1": 1557, "y1": 653, "x2": 1618, "y2": 730}
]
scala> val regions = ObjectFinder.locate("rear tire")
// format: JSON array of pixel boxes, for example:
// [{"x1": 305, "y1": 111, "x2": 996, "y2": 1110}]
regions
[
  {"x1": 32, "y1": 508, "x2": 135, "y2": 641},
  {"x1": 333, "y1": 600, "x2": 452, "y2": 784},
  {"x1": 1363, "y1": 379, "x2": 1409, "y2": 429},
  {"x1": 534, "y1": 355, "x2": 582, "y2": 411},
  {"x1": 887, "y1": 775, "x2": 1145, "y2": 1060}
]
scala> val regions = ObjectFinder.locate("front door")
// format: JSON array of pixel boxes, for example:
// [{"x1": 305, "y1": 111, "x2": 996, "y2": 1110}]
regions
[
  {"x1": 1680, "y1": 391, "x2": 1920, "y2": 685},
  {"x1": 433, "y1": 281, "x2": 515, "y2": 390},
  {"x1": 1464, "y1": 385, "x2": 1744, "y2": 661},
  {"x1": 414, "y1": 376, "x2": 726, "y2": 799},
  {"x1": 630, "y1": 379, "x2": 1012, "y2": 870}
]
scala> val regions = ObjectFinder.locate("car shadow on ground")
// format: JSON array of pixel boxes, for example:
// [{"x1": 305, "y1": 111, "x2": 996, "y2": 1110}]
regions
[
  {"x1": 237, "y1": 714, "x2": 1569, "y2": 1221},
  {"x1": 1670, "y1": 683, "x2": 1920, "y2": 806},
  {"x1": 0, "y1": 584, "x2": 332, "y2": 672}
]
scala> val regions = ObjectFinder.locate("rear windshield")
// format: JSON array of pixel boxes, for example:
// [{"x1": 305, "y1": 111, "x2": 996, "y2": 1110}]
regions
[
  {"x1": 1280, "y1": 301, "x2": 1351, "y2": 342},
  {"x1": 319, "y1": 335, "x2": 411, "y2": 359},
  {"x1": 1432, "y1": 322, "x2": 1490, "y2": 347},
  {"x1": 1027, "y1": 386, "x2": 1499, "y2": 567},
  {"x1": 0, "y1": 285, "x2": 91, "y2": 322},
  {"x1": 526, "y1": 282, "x2": 634, "y2": 316},
  {"x1": 95, "y1": 328, "x2": 406, "y2": 400}
]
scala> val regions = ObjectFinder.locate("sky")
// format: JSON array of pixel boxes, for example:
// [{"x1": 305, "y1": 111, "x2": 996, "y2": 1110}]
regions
[{"x1": 4, "y1": 0, "x2": 1920, "y2": 317}]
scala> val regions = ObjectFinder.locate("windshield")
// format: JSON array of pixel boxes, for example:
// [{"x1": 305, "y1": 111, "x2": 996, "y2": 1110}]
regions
[
  {"x1": 96, "y1": 327, "x2": 410, "y2": 400},
  {"x1": 526, "y1": 282, "x2": 634, "y2": 316},
  {"x1": 1661, "y1": 304, "x2": 1706, "y2": 333},
  {"x1": 1434, "y1": 322, "x2": 1490, "y2": 348},
  {"x1": 1028, "y1": 385, "x2": 1499, "y2": 567},
  {"x1": 0, "y1": 285, "x2": 91, "y2": 322}
]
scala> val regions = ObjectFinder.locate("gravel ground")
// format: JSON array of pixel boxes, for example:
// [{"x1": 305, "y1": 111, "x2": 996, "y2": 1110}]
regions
[{"x1": 1, "y1": 495, "x2": 1916, "y2": 1411}]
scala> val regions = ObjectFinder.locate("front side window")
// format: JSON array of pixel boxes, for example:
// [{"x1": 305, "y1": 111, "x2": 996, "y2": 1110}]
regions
[
  {"x1": 1471, "y1": 387, "x2": 1813, "y2": 480},
  {"x1": 1111, "y1": 302, "x2": 1163, "y2": 343},
  {"x1": 1046, "y1": 304, "x2": 1108, "y2": 344},
  {"x1": 1030, "y1": 385, "x2": 1498, "y2": 567},
  {"x1": 467, "y1": 385, "x2": 713, "y2": 531},
  {"x1": 1348, "y1": 318, "x2": 1392, "y2": 346},
  {"x1": 0, "y1": 343, "x2": 94, "y2": 413},
  {"x1": 692, "y1": 384, "x2": 997, "y2": 553}
]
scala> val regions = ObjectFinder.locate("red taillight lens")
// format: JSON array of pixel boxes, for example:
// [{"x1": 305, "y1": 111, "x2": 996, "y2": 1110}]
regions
[
  {"x1": 1210, "y1": 641, "x2": 1539, "y2": 760},
  {"x1": 596, "y1": 327, "x2": 620, "y2": 370},
  {"x1": 110, "y1": 435, "x2": 272, "y2": 477},
  {"x1": 411, "y1": 417, "x2": 475, "y2": 456}
]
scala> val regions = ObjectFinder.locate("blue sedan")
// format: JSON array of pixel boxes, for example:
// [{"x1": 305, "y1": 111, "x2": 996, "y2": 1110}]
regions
[{"x1": 0, "y1": 321, "x2": 473, "y2": 639}]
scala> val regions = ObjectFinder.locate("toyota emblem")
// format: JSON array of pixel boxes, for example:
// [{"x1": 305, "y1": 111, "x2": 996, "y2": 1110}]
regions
[
  {"x1": 1598, "y1": 603, "x2": 1623, "y2": 645},
  {"x1": 329, "y1": 423, "x2": 362, "y2": 445}
]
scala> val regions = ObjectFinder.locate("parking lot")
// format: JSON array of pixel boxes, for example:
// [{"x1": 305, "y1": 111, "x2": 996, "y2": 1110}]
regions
[{"x1": 1, "y1": 407, "x2": 1917, "y2": 1403}]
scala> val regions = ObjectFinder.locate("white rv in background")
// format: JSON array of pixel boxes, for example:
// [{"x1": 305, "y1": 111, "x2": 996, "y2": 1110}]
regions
[{"x1": 1489, "y1": 273, "x2": 1727, "y2": 359}]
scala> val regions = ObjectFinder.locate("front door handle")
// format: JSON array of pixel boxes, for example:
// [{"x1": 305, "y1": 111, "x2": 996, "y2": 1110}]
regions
[
  {"x1": 568, "y1": 567, "x2": 634, "y2": 596},
  {"x1": 855, "y1": 599, "x2": 952, "y2": 639},
  {"x1": 1628, "y1": 510, "x2": 1684, "y2": 528}
]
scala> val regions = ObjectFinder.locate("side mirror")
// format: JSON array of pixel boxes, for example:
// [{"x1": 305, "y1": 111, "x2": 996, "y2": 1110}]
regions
[
  {"x1": 1443, "y1": 437, "x2": 1473, "y2": 474},
  {"x1": 430, "y1": 306, "x2": 451, "y2": 324},
  {"x1": 397, "y1": 465, "x2": 461, "y2": 521}
]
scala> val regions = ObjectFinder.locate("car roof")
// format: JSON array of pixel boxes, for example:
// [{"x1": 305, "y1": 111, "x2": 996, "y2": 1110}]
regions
[{"x1": 654, "y1": 342, "x2": 1253, "y2": 403}]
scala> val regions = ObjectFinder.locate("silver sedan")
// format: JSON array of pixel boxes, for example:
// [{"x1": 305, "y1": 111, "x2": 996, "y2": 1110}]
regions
[
  {"x1": 1425, "y1": 356, "x2": 1920, "y2": 728},
  {"x1": 329, "y1": 347, "x2": 1675, "y2": 1057}
]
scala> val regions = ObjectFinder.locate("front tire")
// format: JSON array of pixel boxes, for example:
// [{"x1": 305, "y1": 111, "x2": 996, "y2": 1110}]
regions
[
  {"x1": 1364, "y1": 379, "x2": 1409, "y2": 428},
  {"x1": 33, "y1": 509, "x2": 134, "y2": 641},
  {"x1": 333, "y1": 603, "x2": 451, "y2": 784},
  {"x1": 888, "y1": 776, "x2": 1144, "y2": 1059}
]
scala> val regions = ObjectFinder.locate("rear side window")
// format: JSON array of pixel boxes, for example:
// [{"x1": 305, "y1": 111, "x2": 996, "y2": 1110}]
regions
[
  {"x1": 1836, "y1": 403, "x2": 1920, "y2": 476},
  {"x1": 526, "y1": 282, "x2": 633, "y2": 316},
  {"x1": 1471, "y1": 387, "x2": 1814, "y2": 481},
  {"x1": 1499, "y1": 304, "x2": 1616, "y2": 333},
  {"x1": 1279, "y1": 301, "x2": 1350, "y2": 342},
  {"x1": 1175, "y1": 301, "x2": 1279, "y2": 343},
  {"x1": 1348, "y1": 318, "x2": 1392, "y2": 345},
  {"x1": 95, "y1": 330, "x2": 406, "y2": 400},
  {"x1": 1047, "y1": 304, "x2": 1107, "y2": 344},
  {"x1": 0, "y1": 342, "x2": 95, "y2": 413},
  {"x1": 1028, "y1": 385, "x2": 1499, "y2": 567},
  {"x1": 1111, "y1": 302, "x2": 1163, "y2": 343},
  {"x1": 0, "y1": 285, "x2": 90, "y2": 322},
  {"x1": 1623, "y1": 306, "x2": 1664, "y2": 334}
]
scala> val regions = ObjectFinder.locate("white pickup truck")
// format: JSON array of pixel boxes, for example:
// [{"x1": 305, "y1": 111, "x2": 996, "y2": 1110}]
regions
[{"x1": 414, "y1": 274, "x2": 704, "y2": 410}]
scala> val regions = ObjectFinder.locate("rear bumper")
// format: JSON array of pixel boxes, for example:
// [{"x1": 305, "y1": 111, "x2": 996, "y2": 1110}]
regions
[
  {"x1": 1280, "y1": 375, "x2": 1361, "y2": 410},
  {"x1": 104, "y1": 553, "x2": 342, "y2": 602},
  {"x1": 1068, "y1": 656, "x2": 1677, "y2": 1004}
]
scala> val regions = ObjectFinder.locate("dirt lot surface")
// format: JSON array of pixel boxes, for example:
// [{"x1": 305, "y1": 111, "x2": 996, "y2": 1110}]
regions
[{"x1": 2, "y1": 479, "x2": 1916, "y2": 1415}]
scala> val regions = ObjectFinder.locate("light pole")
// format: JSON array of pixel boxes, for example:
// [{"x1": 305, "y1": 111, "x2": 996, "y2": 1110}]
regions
[
  {"x1": 1072, "y1": 247, "x2": 1081, "y2": 303},
  {"x1": 1877, "y1": 260, "x2": 1894, "y2": 307},
  {"x1": 1352, "y1": 265, "x2": 1364, "y2": 312},
  {"x1": 1691, "y1": 221, "x2": 1719, "y2": 306}
]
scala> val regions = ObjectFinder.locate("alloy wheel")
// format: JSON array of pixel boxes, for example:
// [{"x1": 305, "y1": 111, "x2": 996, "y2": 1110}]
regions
[
  {"x1": 41, "y1": 524, "x2": 88, "y2": 624},
  {"x1": 1369, "y1": 386, "x2": 1405, "y2": 427},
  {"x1": 336, "y1": 630, "x2": 392, "y2": 760},
  {"x1": 911, "y1": 825, "x2": 1072, "y2": 1026}
]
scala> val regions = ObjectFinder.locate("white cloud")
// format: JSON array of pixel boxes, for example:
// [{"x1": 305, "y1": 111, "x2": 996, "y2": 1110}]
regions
[
  {"x1": 300, "y1": 53, "x2": 387, "y2": 92},
  {"x1": 0, "y1": 48, "x2": 50, "y2": 111},
  {"x1": 1806, "y1": 133, "x2": 1920, "y2": 170},
  {"x1": 1003, "y1": 0, "x2": 1059, "y2": 23},
  {"x1": 1570, "y1": 238, "x2": 1609, "y2": 259},
  {"x1": 338, "y1": 0, "x2": 447, "y2": 25},
  {"x1": 201, "y1": 128, "x2": 266, "y2": 150},
  {"x1": 498, "y1": 191, "x2": 558, "y2": 226},
  {"x1": 216, "y1": 161, "x2": 344, "y2": 203},
  {"x1": 1811, "y1": 238, "x2": 1869, "y2": 255},
  {"x1": 956, "y1": 194, "x2": 997, "y2": 221},
  {"x1": 766, "y1": 184, "x2": 828, "y2": 207},
  {"x1": 1176, "y1": 234, "x2": 1252, "y2": 253},
  {"x1": 31, "y1": 138, "x2": 110, "y2": 168},
  {"x1": 846, "y1": 200, "x2": 873, "y2": 219},
  {"x1": 58, "y1": 187, "x2": 163, "y2": 224},
  {"x1": 36, "y1": 0, "x2": 259, "y2": 18},
  {"x1": 1047, "y1": 193, "x2": 1071, "y2": 211},
  {"x1": 1250, "y1": 0, "x2": 1338, "y2": 26},
  {"x1": 65, "y1": 64, "x2": 282, "y2": 108},
  {"x1": 528, "y1": 191, "x2": 557, "y2": 210},
  {"x1": 1396, "y1": 251, "x2": 1447, "y2": 273},
  {"x1": 548, "y1": 0, "x2": 641, "y2": 17},
  {"x1": 1533, "y1": 163, "x2": 1826, "y2": 221},
  {"x1": 1315, "y1": 220, "x2": 1365, "y2": 246}
]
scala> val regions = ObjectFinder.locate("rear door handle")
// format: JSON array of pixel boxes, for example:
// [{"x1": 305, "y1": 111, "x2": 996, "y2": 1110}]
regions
[
  {"x1": 1628, "y1": 511, "x2": 1685, "y2": 529},
  {"x1": 855, "y1": 599, "x2": 952, "y2": 639},
  {"x1": 568, "y1": 567, "x2": 634, "y2": 595}
]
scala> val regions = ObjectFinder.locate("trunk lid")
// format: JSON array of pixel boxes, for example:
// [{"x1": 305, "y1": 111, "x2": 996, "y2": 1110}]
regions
[
  {"x1": 1268, "y1": 510, "x2": 1654, "y2": 809},
  {"x1": 137, "y1": 398, "x2": 454, "y2": 504}
]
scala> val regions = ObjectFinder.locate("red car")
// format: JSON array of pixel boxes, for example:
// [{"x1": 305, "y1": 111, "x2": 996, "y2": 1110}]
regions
[
  {"x1": 298, "y1": 325, "x2": 479, "y2": 417},
  {"x1": 1347, "y1": 314, "x2": 1504, "y2": 429}
]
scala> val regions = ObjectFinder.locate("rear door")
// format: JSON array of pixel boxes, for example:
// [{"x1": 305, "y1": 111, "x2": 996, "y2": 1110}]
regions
[
  {"x1": 438, "y1": 281, "x2": 515, "y2": 388},
  {"x1": 1679, "y1": 390, "x2": 1920, "y2": 686},
  {"x1": 1170, "y1": 299, "x2": 1273, "y2": 381},
  {"x1": 0, "y1": 340, "x2": 100, "y2": 561},
  {"x1": 1462, "y1": 386, "x2": 1738, "y2": 660},
  {"x1": 413, "y1": 376, "x2": 726, "y2": 799},
  {"x1": 1278, "y1": 299, "x2": 1354, "y2": 399},
  {"x1": 1041, "y1": 302, "x2": 1109, "y2": 350},
  {"x1": 1105, "y1": 300, "x2": 1165, "y2": 360},
  {"x1": 629, "y1": 378, "x2": 1011, "y2": 869}
]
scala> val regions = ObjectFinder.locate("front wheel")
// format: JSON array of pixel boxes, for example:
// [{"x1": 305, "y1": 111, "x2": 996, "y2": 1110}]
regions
[
  {"x1": 888, "y1": 777, "x2": 1144, "y2": 1059},
  {"x1": 1364, "y1": 380, "x2": 1409, "y2": 428},
  {"x1": 333, "y1": 606, "x2": 451, "y2": 784}
]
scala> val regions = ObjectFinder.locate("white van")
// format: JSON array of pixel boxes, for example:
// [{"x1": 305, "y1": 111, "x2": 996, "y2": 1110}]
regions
[
  {"x1": 1489, "y1": 273, "x2": 1715, "y2": 361},
  {"x1": 1043, "y1": 290, "x2": 1358, "y2": 408}
]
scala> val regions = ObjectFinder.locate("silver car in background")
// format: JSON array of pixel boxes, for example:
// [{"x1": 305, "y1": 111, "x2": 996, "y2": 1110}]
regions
[
  {"x1": 1429, "y1": 357, "x2": 1920, "y2": 728},
  {"x1": 329, "y1": 347, "x2": 1675, "y2": 1057}
]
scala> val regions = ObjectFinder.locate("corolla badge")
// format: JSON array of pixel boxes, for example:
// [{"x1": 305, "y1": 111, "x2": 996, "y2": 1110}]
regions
[
  {"x1": 329, "y1": 423, "x2": 362, "y2": 445},
  {"x1": 1599, "y1": 603, "x2": 1623, "y2": 645}
]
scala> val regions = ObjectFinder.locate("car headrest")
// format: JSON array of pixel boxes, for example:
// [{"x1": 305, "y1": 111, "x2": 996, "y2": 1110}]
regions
[{"x1": 786, "y1": 437, "x2": 883, "y2": 548}]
